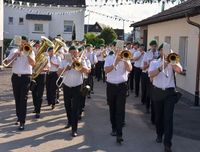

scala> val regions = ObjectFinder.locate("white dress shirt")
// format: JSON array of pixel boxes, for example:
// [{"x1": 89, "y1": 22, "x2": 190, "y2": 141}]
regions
[
  {"x1": 104, "y1": 54, "x2": 130, "y2": 84},
  {"x1": 59, "y1": 59, "x2": 87, "y2": 87},
  {"x1": 134, "y1": 50, "x2": 144, "y2": 68},
  {"x1": 148, "y1": 59, "x2": 175, "y2": 89},
  {"x1": 49, "y1": 55, "x2": 61, "y2": 72},
  {"x1": 141, "y1": 50, "x2": 159, "y2": 73},
  {"x1": 96, "y1": 49, "x2": 104, "y2": 61},
  {"x1": 83, "y1": 58, "x2": 91, "y2": 79},
  {"x1": 130, "y1": 48, "x2": 137, "y2": 63},
  {"x1": 86, "y1": 51, "x2": 98, "y2": 65},
  {"x1": 7, "y1": 48, "x2": 35, "y2": 74}
]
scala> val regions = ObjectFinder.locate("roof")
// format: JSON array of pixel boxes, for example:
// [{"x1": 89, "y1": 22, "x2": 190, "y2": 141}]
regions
[
  {"x1": 131, "y1": 0, "x2": 200, "y2": 27},
  {"x1": 4, "y1": 0, "x2": 86, "y2": 6},
  {"x1": 26, "y1": 14, "x2": 52, "y2": 21},
  {"x1": 84, "y1": 22, "x2": 108, "y2": 33}
]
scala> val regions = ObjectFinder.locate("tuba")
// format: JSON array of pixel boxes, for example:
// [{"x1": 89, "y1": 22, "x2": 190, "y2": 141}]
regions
[{"x1": 32, "y1": 36, "x2": 54, "y2": 79}]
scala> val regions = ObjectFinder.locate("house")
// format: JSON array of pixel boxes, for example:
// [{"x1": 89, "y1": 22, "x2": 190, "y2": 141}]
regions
[
  {"x1": 84, "y1": 22, "x2": 125, "y2": 40},
  {"x1": 4, "y1": 0, "x2": 86, "y2": 41},
  {"x1": 0, "y1": 0, "x2": 3, "y2": 66},
  {"x1": 130, "y1": 0, "x2": 200, "y2": 104}
]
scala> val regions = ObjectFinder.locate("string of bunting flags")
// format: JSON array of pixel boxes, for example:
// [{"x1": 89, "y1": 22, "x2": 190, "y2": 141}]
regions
[
  {"x1": 4, "y1": 2, "x2": 84, "y2": 15},
  {"x1": 86, "y1": 10, "x2": 134, "y2": 22},
  {"x1": 4, "y1": 1, "x2": 134, "y2": 22}
]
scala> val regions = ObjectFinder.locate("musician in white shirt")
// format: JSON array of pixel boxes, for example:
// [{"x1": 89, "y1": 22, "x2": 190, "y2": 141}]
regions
[
  {"x1": 141, "y1": 40, "x2": 159, "y2": 123},
  {"x1": 149, "y1": 43, "x2": 182, "y2": 152},
  {"x1": 104, "y1": 46, "x2": 132, "y2": 144},
  {"x1": 5, "y1": 36, "x2": 35, "y2": 131},
  {"x1": 85, "y1": 44, "x2": 98, "y2": 96},
  {"x1": 132, "y1": 44, "x2": 145, "y2": 97},
  {"x1": 129, "y1": 41, "x2": 140, "y2": 92},
  {"x1": 57, "y1": 46, "x2": 90, "y2": 137},
  {"x1": 46, "y1": 47, "x2": 61, "y2": 109},
  {"x1": 95, "y1": 44, "x2": 106, "y2": 82}
]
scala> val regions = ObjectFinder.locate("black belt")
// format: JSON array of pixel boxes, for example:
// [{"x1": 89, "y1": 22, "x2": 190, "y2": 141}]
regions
[
  {"x1": 154, "y1": 86, "x2": 175, "y2": 91},
  {"x1": 48, "y1": 71, "x2": 57, "y2": 74},
  {"x1": 13, "y1": 73, "x2": 31, "y2": 77},
  {"x1": 107, "y1": 82, "x2": 127, "y2": 87}
]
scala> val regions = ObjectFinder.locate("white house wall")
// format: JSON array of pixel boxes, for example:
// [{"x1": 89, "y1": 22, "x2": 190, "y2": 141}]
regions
[
  {"x1": 4, "y1": 5, "x2": 85, "y2": 41},
  {"x1": 147, "y1": 15, "x2": 200, "y2": 95}
]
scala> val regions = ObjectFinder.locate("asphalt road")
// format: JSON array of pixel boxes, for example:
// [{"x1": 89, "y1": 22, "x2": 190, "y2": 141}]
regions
[{"x1": 0, "y1": 69, "x2": 200, "y2": 152}]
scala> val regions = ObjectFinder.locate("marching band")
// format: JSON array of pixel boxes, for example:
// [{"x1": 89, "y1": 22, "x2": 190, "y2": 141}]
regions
[{"x1": 3, "y1": 34, "x2": 183, "y2": 152}]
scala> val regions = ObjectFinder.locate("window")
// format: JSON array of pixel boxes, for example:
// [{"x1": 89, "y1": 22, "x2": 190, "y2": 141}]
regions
[
  {"x1": 8, "y1": 17, "x2": 13, "y2": 24},
  {"x1": 154, "y1": 36, "x2": 159, "y2": 45},
  {"x1": 64, "y1": 20, "x2": 73, "y2": 33},
  {"x1": 34, "y1": 24, "x2": 43, "y2": 32},
  {"x1": 19, "y1": 17, "x2": 24, "y2": 24},
  {"x1": 179, "y1": 37, "x2": 188, "y2": 70},
  {"x1": 165, "y1": 36, "x2": 171, "y2": 45}
]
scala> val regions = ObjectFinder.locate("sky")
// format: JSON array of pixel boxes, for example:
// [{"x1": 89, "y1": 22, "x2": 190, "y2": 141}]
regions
[{"x1": 85, "y1": 0, "x2": 178, "y2": 33}]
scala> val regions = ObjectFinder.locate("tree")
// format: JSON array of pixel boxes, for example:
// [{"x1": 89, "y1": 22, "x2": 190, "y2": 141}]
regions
[
  {"x1": 84, "y1": 32, "x2": 97, "y2": 45},
  {"x1": 99, "y1": 27, "x2": 117, "y2": 45},
  {"x1": 72, "y1": 24, "x2": 76, "y2": 41}
]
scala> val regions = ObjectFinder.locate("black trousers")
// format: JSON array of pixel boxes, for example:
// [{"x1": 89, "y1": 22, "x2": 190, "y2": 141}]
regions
[
  {"x1": 107, "y1": 82, "x2": 127, "y2": 137},
  {"x1": 153, "y1": 87, "x2": 176, "y2": 147},
  {"x1": 134, "y1": 66, "x2": 142, "y2": 96},
  {"x1": 11, "y1": 74, "x2": 31, "y2": 124},
  {"x1": 63, "y1": 84, "x2": 82, "y2": 132},
  {"x1": 46, "y1": 72, "x2": 58, "y2": 105},
  {"x1": 88, "y1": 65, "x2": 95, "y2": 91},
  {"x1": 129, "y1": 63, "x2": 135, "y2": 91},
  {"x1": 32, "y1": 74, "x2": 45, "y2": 114},
  {"x1": 141, "y1": 72, "x2": 150, "y2": 105},
  {"x1": 79, "y1": 78, "x2": 89, "y2": 116},
  {"x1": 96, "y1": 61, "x2": 105, "y2": 82}
]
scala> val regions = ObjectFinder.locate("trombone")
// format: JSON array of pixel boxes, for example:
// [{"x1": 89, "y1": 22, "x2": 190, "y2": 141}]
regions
[
  {"x1": 2, "y1": 42, "x2": 33, "y2": 67},
  {"x1": 56, "y1": 49, "x2": 86, "y2": 88}
]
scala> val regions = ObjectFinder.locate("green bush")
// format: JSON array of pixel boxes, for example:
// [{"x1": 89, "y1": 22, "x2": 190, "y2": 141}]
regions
[{"x1": 99, "y1": 27, "x2": 117, "y2": 45}]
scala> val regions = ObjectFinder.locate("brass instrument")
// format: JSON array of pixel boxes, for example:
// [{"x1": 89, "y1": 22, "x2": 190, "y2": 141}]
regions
[
  {"x1": 166, "y1": 53, "x2": 180, "y2": 65},
  {"x1": 53, "y1": 38, "x2": 66, "y2": 55},
  {"x1": 119, "y1": 50, "x2": 132, "y2": 61},
  {"x1": 56, "y1": 49, "x2": 86, "y2": 88},
  {"x1": 102, "y1": 50, "x2": 107, "y2": 58},
  {"x1": 2, "y1": 38, "x2": 32, "y2": 67},
  {"x1": 32, "y1": 36, "x2": 54, "y2": 79}
]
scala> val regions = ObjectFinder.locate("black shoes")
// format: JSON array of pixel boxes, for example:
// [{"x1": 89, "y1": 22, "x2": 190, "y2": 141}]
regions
[
  {"x1": 71, "y1": 131, "x2": 78, "y2": 137},
  {"x1": 91, "y1": 91, "x2": 94, "y2": 94},
  {"x1": 164, "y1": 146, "x2": 172, "y2": 152},
  {"x1": 65, "y1": 123, "x2": 71, "y2": 129},
  {"x1": 15, "y1": 120, "x2": 19, "y2": 125},
  {"x1": 18, "y1": 123, "x2": 25, "y2": 131},
  {"x1": 35, "y1": 113, "x2": 40, "y2": 119},
  {"x1": 110, "y1": 131, "x2": 117, "y2": 136},
  {"x1": 116, "y1": 136, "x2": 124, "y2": 144},
  {"x1": 156, "y1": 136, "x2": 163, "y2": 143},
  {"x1": 51, "y1": 105, "x2": 55, "y2": 110}
]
